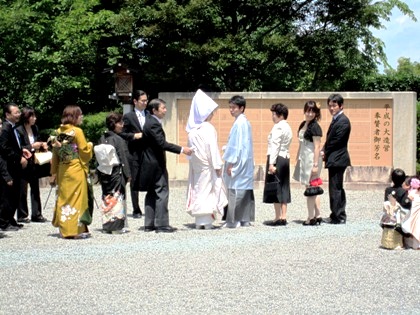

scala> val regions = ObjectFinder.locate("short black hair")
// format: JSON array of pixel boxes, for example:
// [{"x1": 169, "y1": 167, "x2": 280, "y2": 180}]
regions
[
  {"x1": 132, "y1": 90, "x2": 147, "y2": 103},
  {"x1": 106, "y1": 112, "x2": 123, "y2": 131},
  {"x1": 390, "y1": 168, "x2": 406, "y2": 187},
  {"x1": 2, "y1": 102, "x2": 18, "y2": 118},
  {"x1": 229, "y1": 95, "x2": 246, "y2": 109},
  {"x1": 147, "y1": 98, "x2": 165, "y2": 114},
  {"x1": 271, "y1": 103, "x2": 289, "y2": 119},
  {"x1": 327, "y1": 94, "x2": 344, "y2": 106}
]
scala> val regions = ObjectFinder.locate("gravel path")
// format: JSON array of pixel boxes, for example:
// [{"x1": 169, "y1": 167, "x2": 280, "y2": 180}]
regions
[{"x1": 0, "y1": 185, "x2": 418, "y2": 315}]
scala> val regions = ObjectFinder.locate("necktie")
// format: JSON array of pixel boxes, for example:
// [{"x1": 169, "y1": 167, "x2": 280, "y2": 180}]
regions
[
  {"x1": 137, "y1": 111, "x2": 145, "y2": 129},
  {"x1": 12, "y1": 125, "x2": 21, "y2": 148}
]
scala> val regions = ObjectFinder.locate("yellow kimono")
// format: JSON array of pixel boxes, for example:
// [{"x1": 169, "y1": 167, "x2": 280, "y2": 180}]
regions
[{"x1": 51, "y1": 124, "x2": 93, "y2": 238}]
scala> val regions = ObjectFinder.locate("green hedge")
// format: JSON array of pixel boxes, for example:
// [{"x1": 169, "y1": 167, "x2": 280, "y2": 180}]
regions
[
  {"x1": 81, "y1": 111, "x2": 109, "y2": 145},
  {"x1": 38, "y1": 111, "x2": 111, "y2": 145}
]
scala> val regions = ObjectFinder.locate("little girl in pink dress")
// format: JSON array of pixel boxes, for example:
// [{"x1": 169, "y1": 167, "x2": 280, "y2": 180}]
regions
[{"x1": 401, "y1": 177, "x2": 420, "y2": 249}]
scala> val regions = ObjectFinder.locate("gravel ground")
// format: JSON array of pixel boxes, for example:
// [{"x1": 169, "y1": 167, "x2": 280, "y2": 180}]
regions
[{"x1": 0, "y1": 184, "x2": 419, "y2": 315}]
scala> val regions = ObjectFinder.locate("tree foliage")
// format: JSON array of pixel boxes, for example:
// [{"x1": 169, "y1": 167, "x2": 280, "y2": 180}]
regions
[
  {"x1": 0, "y1": 0, "x2": 417, "y2": 120},
  {"x1": 0, "y1": 0, "x2": 119, "y2": 115},
  {"x1": 363, "y1": 57, "x2": 420, "y2": 98},
  {"x1": 362, "y1": 57, "x2": 420, "y2": 169},
  {"x1": 117, "y1": 0, "x2": 416, "y2": 93}
]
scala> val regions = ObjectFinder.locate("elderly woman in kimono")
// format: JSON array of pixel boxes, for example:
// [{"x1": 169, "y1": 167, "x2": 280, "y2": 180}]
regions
[
  {"x1": 95, "y1": 113, "x2": 131, "y2": 234},
  {"x1": 186, "y1": 89, "x2": 227, "y2": 229},
  {"x1": 222, "y1": 95, "x2": 255, "y2": 228},
  {"x1": 50, "y1": 105, "x2": 93, "y2": 239}
]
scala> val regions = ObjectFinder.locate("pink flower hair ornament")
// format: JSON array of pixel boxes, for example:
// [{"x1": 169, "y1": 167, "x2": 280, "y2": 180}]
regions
[{"x1": 410, "y1": 178, "x2": 420, "y2": 190}]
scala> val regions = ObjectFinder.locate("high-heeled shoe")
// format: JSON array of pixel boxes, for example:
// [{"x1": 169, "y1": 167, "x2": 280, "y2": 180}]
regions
[
  {"x1": 315, "y1": 217, "x2": 322, "y2": 225},
  {"x1": 302, "y1": 218, "x2": 317, "y2": 226}
]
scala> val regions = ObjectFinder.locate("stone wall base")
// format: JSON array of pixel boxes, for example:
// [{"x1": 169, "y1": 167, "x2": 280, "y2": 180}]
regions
[{"x1": 39, "y1": 165, "x2": 391, "y2": 191}]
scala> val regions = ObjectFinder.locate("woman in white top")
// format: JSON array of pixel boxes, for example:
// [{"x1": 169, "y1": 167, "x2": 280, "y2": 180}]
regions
[{"x1": 263, "y1": 103, "x2": 293, "y2": 226}]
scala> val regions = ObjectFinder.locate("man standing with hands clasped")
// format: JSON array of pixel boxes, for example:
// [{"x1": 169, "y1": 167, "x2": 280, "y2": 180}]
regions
[
  {"x1": 321, "y1": 94, "x2": 351, "y2": 224},
  {"x1": 222, "y1": 95, "x2": 255, "y2": 228},
  {"x1": 121, "y1": 90, "x2": 147, "y2": 219},
  {"x1": 0, "y1": 103, "x2": 32, "y2": 231}
]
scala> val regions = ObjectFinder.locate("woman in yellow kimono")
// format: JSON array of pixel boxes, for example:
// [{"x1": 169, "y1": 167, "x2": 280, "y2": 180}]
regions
[{"x1": 50, "y1": 106, "x2": 93, "y2": 239}]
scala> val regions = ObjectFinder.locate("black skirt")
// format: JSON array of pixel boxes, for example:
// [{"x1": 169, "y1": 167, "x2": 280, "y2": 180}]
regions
[{"x1": 263, "y1": 155, "x2": 291, "y2": 204}]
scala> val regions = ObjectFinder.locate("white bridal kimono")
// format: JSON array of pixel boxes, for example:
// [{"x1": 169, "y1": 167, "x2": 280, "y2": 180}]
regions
[
  {"x1": 186, "y1": 122, "x2": 227, "y2": 222},
  {"x1": 186, "y1": 89, "x2": 227, "y2": 228}
]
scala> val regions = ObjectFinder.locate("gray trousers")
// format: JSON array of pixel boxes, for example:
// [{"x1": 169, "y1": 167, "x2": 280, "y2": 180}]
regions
[
  {"x1": 144, "y1": 170, "x2": 170, "y2": 228},
  {"x1": 226, "y1": 189, "x2": 255, "y2": 224}
]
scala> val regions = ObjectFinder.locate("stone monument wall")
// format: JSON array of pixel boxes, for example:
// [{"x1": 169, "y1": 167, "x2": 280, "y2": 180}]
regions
[{"x1": 159, "y1": 91, "x2": 417, "y2": 187}]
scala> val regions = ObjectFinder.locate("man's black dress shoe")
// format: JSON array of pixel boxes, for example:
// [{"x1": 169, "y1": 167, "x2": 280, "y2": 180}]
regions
[
  {"x1": 31, "y1": 216, "x2": 47, "y2": 223},
  {"x1": 143, "y1": 226, "x2": 155, "y2": 232},
  {"x1": 323, "y1": 217, "x2": 346, "y2": 224},
  {"x1": 1, "y1": 224, "x2": 19, "y2": 231},
  {"x1": 17, "y1": 217, "x2": 30, "y2": 223},
  {"x1": 133, "y1": 213, "x2": 142, "y2": 219},
  {"x1": 155, "y1": 226, "x2": 177, "y2": 233}
]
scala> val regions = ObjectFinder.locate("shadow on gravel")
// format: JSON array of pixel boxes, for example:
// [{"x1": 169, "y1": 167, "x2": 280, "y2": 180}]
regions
[{"x1": 47, "y1": 233, "x2": 62, "y2": 238}]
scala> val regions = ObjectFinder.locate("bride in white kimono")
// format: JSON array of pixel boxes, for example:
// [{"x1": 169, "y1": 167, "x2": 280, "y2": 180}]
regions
[{"x1": 186, "y1": 89, "x2": 228, "y2": 229}]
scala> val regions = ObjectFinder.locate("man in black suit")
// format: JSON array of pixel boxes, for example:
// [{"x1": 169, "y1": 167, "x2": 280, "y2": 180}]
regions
[
  {"x1": 121, "y1": 90, "x2": 147, "y2": 219},
  {"x1": 0, "y1": 103, "x2": 31, "y2": 231},
  {"x1": 140, "y1": 98, "x2": 192, "y2": 233},
  {"x1": 321, "y1": 94, "x2": 351, "y2": 224}
]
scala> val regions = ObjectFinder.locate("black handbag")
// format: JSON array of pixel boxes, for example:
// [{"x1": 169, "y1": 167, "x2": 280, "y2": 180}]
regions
[
  {"x1": 263, "y1": 175, "x2": 280, "y2": 203},
  {"x1": 34, "y1": 162, "x2": 51, "y2": 178},
  {"x1": 304, "y1": 186, "x2": 324, "y2": 197}
]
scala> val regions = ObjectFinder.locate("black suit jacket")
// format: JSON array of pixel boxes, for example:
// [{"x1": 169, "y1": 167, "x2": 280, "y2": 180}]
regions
[
  {"x1": 0, "y1": 121, "x2": 23, "y2": 177},
  {"x1": 121, "y1": 110, "x2": 147, "y2": 189},
  {"x1": 16, "y1": 124, "x2": 40, "y2": 150},
  {"x1": 138, "y1": 115, "x2": 181, "y2": 191},
  {"x1": 323, "y1": 113, "x2": 351, "y2": 168},
  {"x1": 16, "y1": 124, "x2": 41, "y2": 178},
  {"x1": 121, "y1": 110, "x2": 145, "y2": 161}
]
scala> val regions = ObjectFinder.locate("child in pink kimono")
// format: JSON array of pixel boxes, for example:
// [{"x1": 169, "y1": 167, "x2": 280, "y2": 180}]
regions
[{"x1": 401, "y1": 176, "x2": 420, "y2": 249}]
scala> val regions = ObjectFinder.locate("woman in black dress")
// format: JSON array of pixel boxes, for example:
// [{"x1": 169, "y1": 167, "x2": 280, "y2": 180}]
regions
[{"x1": 17, "y1": 107, "x2": 48, "y2": 223}]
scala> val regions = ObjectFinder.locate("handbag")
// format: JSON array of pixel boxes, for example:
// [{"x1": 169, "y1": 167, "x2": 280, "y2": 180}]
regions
[
  {"x1": 34, "y1": 151, "x2": 52, "y2": 165},
  {"x1": 34, "y1": 162, "x2": 51, "y2": 178},
  {"x1": 304, "y1": 186, "x2": 324, "y2": 197},
  {"x1": 304, "y1": 177, "x2": 324, "y2": 196},
  {"x1": 263, "y1": 175, "x2": 280, "y2": 203}
]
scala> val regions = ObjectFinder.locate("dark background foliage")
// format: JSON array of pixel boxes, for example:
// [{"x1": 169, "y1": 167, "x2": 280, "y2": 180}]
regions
[{"x1": 0, "y1": 0, "x2": 418, "y2": 170}]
